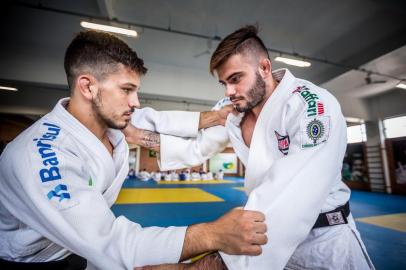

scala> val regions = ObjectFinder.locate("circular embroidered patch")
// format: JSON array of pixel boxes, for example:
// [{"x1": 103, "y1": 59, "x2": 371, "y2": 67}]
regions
[{"x1": 306, "y1": 119, "x2": 325, "y2": 142}]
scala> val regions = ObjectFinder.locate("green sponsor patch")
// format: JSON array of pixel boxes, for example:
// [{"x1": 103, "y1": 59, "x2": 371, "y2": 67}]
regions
[{"x1": 295, "y1": 85, "x2": 320, "y2": 117}]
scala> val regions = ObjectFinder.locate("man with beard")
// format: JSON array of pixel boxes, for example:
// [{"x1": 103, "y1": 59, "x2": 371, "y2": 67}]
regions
[
  {"x1": 127, "y1": 25, "x2": 375, "y2": 269},
  {"x1": 0, "y1": 30, "x2": 268, "y2": 269}
]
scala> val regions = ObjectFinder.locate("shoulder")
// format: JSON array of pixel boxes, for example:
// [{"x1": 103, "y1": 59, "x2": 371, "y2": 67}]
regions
[
  {"x1": 286, "y1": 80, "x2": 342, "y2": 118},
  {"x1": 3, "y1": 117, "x2": 78, "y2": 171}
]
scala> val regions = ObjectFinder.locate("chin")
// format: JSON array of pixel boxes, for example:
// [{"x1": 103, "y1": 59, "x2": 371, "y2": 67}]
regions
[
  {"x1": 107, "y1": 121, "x2": 128, "y2": 130},
  {"x1": 235, "y1": 102, "x2": 249, "y2": 113},
  {"x1": 117, "y1": 122, "x2": 129, "y2": 130}
]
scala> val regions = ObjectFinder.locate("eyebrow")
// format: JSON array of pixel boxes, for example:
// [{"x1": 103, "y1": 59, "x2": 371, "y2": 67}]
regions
[
  {"x1": 121, "y1": 83, "x2": 138, "y2": 89},
  {"x1": 219, "y1": 72, "x2": 243, "y2": 84}
]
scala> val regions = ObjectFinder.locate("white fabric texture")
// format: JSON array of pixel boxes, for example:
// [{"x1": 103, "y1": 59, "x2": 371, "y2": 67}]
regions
[
  {"x1": 131, "y1": 107, "x2": 200, "y2": 137},
  {"x1": 0, "y1": 98, "x2": 187, "y2": 269}
]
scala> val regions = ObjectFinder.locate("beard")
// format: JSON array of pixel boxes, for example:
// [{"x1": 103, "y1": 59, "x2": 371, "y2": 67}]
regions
[
  {"x1": 233, "y1": 73, "x2": 266, "y2": 113},
  {"x1": 92, "y1": 88, "x2": 131, "y2": 130}
]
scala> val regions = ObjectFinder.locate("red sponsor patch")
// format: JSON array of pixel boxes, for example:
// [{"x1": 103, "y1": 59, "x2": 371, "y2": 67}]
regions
[
  {"x1": 317, "y1": 102, "x2": 324, "y2": 115},
  {"x1": 275, "y1": 131, "x2": 290, "y2": 155}
]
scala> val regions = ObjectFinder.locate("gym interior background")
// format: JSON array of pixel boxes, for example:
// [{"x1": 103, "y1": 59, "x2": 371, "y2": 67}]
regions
[{"x1": 0, "y1": 1, "x2": 405, "y2": 269}]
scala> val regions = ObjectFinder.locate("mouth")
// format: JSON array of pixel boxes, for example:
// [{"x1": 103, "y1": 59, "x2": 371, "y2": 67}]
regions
[
  {"x1": 123, "y1": 112, "x2": 132, "y2": 120},
  {"x1": 230, "y1": 97, "x2": 244, "y2": 104},
  {"x1": 123, "y1": 111, "x2": 132, "y2": 116}
]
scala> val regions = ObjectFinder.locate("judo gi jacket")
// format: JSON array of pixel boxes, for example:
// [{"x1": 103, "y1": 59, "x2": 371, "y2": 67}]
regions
[
  {"x1": 138, "y1": 69, "x2": 374, "y2": 270},
  {"x1": 0, "y1": 98, "x2": 200, "y2": 269}
]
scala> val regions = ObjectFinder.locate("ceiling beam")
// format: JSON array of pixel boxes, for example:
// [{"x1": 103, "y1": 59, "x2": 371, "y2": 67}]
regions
[
  {"x1": 13, "y1": 1, "x2": 406, "y2": 82},
  {"x1": 96, "y1": 0, "x2": 116, "y2": 20}
]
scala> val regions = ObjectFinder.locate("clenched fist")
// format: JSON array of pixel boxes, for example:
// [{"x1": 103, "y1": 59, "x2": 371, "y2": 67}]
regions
[{"x1": 209, "y1": 207, "x2": 267, "y2": 256}]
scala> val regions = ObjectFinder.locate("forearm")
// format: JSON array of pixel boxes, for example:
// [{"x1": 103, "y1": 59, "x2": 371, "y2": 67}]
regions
[
  {"x1": 198, "y1": 111, "x2": 222, "y2": 129},
  {"x1": 198, "y1": 105, "x2": 234, "y2": 129},
  {"x1": 123, "y1": 124, "x2": 160, "y2": 152},
  {"x1": 180, "y1": 223, "x2": 215, "y2": 261}
]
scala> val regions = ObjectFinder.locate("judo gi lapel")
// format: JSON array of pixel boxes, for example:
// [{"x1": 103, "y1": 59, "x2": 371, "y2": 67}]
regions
[
  {"x1": 244, "y1": 69, "x2": 296, "y2": 194},
  {"x1": 52, "y1": 98, "x2": 127, "y2": 204},
  {"x1": 103, "y1": 129, "x2": 129, "y2": 206},
  {"x1": 226, "y1": 113, "x2": 250, "y2": 166}
]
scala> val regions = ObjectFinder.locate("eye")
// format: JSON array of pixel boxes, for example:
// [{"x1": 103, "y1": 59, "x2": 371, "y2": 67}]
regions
[
  {"x1": 122, "y1": 88, "x2": 132, "y2": 94},
  {"x1": 229, "y1": 75, "x2": 241, "y2": 84}
]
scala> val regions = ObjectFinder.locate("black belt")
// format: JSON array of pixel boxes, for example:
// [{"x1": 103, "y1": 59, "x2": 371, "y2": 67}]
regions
[
  {"x1": 0, "y1": 254, "x2": 87, "y2": 270},
  {"x1": 313, "y1": 201, "x2": 350, "y2": 229}
]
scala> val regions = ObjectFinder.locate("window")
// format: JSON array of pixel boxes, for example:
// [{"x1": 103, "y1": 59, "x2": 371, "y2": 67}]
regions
[
  {"x1": 347, "y1": 124, "x2": 367, "y2": 144},
  {"x1": 383, "y1": 115, "x2": 406, "y2": 139}
]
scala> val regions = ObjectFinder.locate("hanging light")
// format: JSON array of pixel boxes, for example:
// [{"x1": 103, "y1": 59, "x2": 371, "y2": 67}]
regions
[{"x1": 80, "y1": 21, "x2": 138, "y2": 37}]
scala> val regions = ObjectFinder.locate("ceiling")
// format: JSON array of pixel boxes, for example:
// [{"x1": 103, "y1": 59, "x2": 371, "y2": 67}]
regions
[{"x1": 0, "y1": 0, "x2": 405, "y2": 115}]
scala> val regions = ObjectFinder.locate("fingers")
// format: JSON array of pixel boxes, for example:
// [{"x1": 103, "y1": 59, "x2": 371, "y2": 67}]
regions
[
  {"x1": 253, "y1": 221, "x2": 267, "y2": 234},
  {"x1": 252, "y1": 232, "x2": 268, "y2": 245},
  {"x1": 213, "y1": 208, "x2": 267, "y2": 256},
  {"x1": 244, "y1": 210, "x2": 266, "y2": 222}
]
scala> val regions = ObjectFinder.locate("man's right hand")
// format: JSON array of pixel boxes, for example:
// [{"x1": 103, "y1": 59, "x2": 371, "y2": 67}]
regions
[
  {"x1": 209, "y1": 207, "x2": 267, "y2": 256},
  {"x1": 180, "y1": 208, "x2": 267, "y2": 261}
]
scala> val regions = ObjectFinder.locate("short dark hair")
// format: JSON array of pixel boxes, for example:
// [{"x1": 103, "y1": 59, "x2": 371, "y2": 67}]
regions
[
  {"x1": 64, "y1": 30, "x2": 147, "y2": 88},
  {"x1": 210, "y1": 25, "x2": 269, "y2": 75}
]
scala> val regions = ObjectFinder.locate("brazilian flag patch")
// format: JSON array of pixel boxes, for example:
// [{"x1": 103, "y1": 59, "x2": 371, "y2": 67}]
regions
[{"x1": 301, "y1": 116, "x2": 330, "y2": 148}]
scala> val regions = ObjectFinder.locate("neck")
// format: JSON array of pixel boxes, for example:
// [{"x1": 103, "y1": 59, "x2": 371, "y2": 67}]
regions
[
  {"x1": 250, "y1": 77, "x2": 279, "y2": 119},
  {"x1": 67, "y1": 95, "x2": 108, "y2": 141}
]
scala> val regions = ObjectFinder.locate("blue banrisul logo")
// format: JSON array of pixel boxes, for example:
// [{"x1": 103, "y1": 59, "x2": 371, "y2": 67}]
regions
[
  {"x1": 34, "y1": 122, "x2": 71, "y2": 201},
  {"x1": 47, "y1": 184, "x2": 71, "y2": 201}
]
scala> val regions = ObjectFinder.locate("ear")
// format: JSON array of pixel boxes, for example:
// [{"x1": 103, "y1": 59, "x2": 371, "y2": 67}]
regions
[
  {"x1": 76, "y1": 75, "x2": 98, "y2": 101},
  {"x1": 258, "y1": 58, "x2": 272, "y2": 78}
]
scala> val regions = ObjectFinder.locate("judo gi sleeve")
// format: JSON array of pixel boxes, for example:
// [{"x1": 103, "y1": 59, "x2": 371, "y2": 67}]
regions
[
  {"x1": 221, "y1": 93, "x2": 348, "y2": 270},
  {"x1": 131, "y1": 107, "x2": 200, "y2": 137},
  {"x1": 0, "y1": 143, "x2": 186, "y2": 269},
  {"x1": 158, "y1": 98, "x2": 232, "y2": 170},
  {"x1": 158, "y1": 125, "x2": 230, "y2": 170}
]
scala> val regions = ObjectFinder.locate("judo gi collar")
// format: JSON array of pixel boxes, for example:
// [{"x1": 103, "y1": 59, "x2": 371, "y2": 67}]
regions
[
  {"x1": 244, "y1": 68, "x2": 297, "y2": 194},
  {"x1": 52, "y1": 98, "x2": 125, "y2": 161},
  {"x1": 227, "y1": 68, "x2": 295, "y2": 126}
]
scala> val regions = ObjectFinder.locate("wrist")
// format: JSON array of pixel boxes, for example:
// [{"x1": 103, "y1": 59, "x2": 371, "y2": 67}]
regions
[
  {"x1": 204, "y1": 221, "x2": 221, "y2": 251},
  {"x1": 198, "y1": 111, "x2": 221, "y2": 130},
  {"x1": 193, "y1": 222, "x2": 218, "y2": 251},
  {"x1": 215, "y1": 111, "x2": 223, "y2": 125}
]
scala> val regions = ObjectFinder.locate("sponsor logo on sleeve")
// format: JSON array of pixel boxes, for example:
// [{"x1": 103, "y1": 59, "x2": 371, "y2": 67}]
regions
[
  {"x1": 47, "y1": 184, "x2": 71, "y2": 201},
  {"x1": 300, "y1": 116, "x2": 330, "y2": 148},
  {"x1": 33, "y1": 122, "x2": 74, "y2": 206},
  {"x1": 275, "y1": 131, "x2": 290, "y2": 155},
  {"x1": 292, "y1": 85, "x2": 325, "y2": 117}
]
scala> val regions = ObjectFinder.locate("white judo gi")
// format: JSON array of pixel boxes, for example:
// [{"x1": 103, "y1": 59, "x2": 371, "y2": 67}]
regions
[
  {"x1": 134, "y1": 69, "x2": 374, "y2": 270},
  {"x1": 0, "y1": 98, "x2": 200, "y2": 269}
]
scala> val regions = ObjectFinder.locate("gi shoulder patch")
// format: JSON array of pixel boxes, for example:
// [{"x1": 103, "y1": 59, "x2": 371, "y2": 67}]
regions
[
  {"x1": 292, "y1": 85, "x2": 325, "y2": 117},
  {"x1": 275, "y1": 131, "x2": 290, "y2": 155},
  {"x1": 301, "y1": 116, "x2": 330, "y2": 148}
]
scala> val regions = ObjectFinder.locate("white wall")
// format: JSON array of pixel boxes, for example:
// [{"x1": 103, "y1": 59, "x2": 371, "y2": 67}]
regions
[
  {"x1": 366, "y1": 89, "x2": 406, "y2": 120},
  {"x1": 333, "y1": 94, "x2": 371, "y2": 121}
]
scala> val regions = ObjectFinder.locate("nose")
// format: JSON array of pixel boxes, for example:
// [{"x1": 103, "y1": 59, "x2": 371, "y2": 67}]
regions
[
  {"x1": 128, "y1": 91, "x2": 140, "y2": 109},
  {"x1": 225, "y1": 84, "x2": 236, "y2": 97}
]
